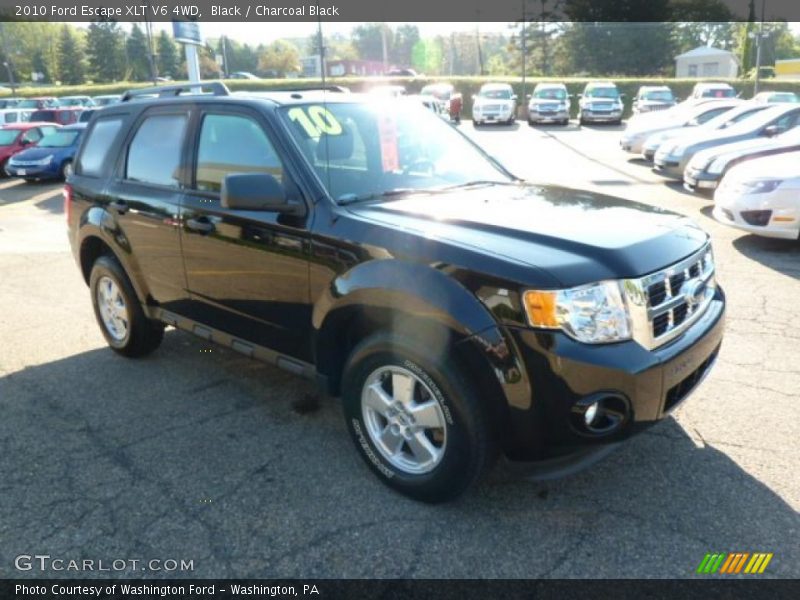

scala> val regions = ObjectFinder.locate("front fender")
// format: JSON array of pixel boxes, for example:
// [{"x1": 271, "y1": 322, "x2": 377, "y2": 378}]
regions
[{"x1": 313, "y1": 259, "x2": 498, "y2": 342}]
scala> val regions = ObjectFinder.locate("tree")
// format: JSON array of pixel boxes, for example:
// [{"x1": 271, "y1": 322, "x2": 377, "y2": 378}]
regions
[
  {"x1": 157, "y1": 30, "x2": 178, "y2": 79},
  {"x1": 352, "y1": 23, "x2": 393, "y2": 63},
  {"x1": 257, "y1": 40, "x2": 300, "y2": 77},
  {"x1": 87, "y1": 21, "x2": 126, "y2": 82},
  {"x1": 739, "y1": 0, "x2": 758, "y2": 74},
  {"x1": 555, "y1": 22, "x2": 674, "y2": 76},
  {"x1": 57, "y1": 25, "x2": 85, "y2": 85},
  {"x1": 31, "y1": 49, "x2": 50, "y2": 83},
  {"x1": 126, "y1": 24, "x2": 151, "y2": 82},
  {"x1": 392, "y1": 25, "x2": 420, "y2": 67}
]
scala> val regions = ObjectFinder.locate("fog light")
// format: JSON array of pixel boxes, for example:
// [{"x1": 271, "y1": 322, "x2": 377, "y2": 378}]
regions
[{"x1": 584, "y1": 401, "x2": 600, "y2": 427}]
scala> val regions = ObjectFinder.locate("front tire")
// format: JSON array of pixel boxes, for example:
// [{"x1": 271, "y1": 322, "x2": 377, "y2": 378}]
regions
[
  {"x1": 90, "y1": 255, "x2": 164, "y2": 358},
  {"x1": 341, "y1": 331, "x2": 494, "y2": 503},
  {"x1": 60, "y1": 160, "x2": 73, "y2": 180}
]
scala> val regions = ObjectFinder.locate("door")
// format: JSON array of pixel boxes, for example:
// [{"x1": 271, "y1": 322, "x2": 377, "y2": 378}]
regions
[
  {"x1": 104, "y1": 107, "x2": 191, "y2": 313},
  {"x1": 179, "y1": 107, "x2": 313, "y2": 361}
]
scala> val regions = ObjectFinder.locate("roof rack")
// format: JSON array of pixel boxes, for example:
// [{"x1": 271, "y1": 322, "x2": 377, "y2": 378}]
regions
[
  {"x1": 121, "y1": 81, "x2": 231, "y2": 102},
  {"x1": 240, "y1": 85, "x2": 350, "y2": 94}
]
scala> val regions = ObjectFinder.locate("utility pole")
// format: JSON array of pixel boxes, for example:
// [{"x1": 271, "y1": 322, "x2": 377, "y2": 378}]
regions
[
  {"x1": 220, "y1": 35, "x2": 229, "y2": 78},
  {"x1": 753, "y1": 0, "x2": 767, "y2": 95},
  {"x1": 520, "y1": 0, "x2": 526, "y2": 116},
  {"x1": 144, "y1": 19, "x2": 158, "y2": 84}
]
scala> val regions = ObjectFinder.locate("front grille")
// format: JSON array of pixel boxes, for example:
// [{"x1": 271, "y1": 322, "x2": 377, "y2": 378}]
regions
[
  {"x1": 628, "y1": 244, "x2": 716, "y2": 349},
  {"x1": 664, "y1": 345, "x2": 720, "y2": 412}
]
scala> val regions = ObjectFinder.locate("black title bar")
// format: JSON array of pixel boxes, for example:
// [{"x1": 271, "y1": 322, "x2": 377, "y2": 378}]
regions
[{"x1": 2, "y1": 0, "x2": 800, "y2": 22}]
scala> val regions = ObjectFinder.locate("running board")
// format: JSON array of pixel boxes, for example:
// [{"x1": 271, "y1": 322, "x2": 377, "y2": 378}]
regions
[{"x1": 151, "y1": 308, "x2": 317, "y2": 382}]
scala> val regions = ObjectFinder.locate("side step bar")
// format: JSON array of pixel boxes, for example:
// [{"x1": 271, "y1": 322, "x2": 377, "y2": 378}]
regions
[{"x1": 151, "y1": 308, "x2": 317, "y2": 382}]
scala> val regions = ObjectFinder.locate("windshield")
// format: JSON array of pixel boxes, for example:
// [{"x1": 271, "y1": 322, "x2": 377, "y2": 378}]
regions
[
  {"x1": 480, "y1": 88, "x2": 512, "y2": 100},
  {"x1": 17, "y1": 100, "x2": 40, "y2": 109},
  {"x1": 38, "y1": 130, "x2": 80, "y2": 148},
  {"x1": 586, "y1": 87, "x2": 619, "y2": 99},
  {"x1": 534, "y1": 88, "x2": 566, "y2": 100},
  {"x1": 0, "y1": 129, "x2": 21, "y2": 145},
  {"x1": 59, "y1": 98, "x2": 84, "y2": 106},
  {"x1": 280, "y1": 100, "x2": 512, "y2": 203},
  {"x1": 769, "y1": 93, "x2": 799, "y2": 103},
  {"x1": 702, "y1": 106, "x2": 766, "y2": 130},
  {"x1": 700, "y1": 88, "x2": 735, "y2": 98},
  {"x1": 642, "y1": 90, "x2": 674, "y2": 101}
]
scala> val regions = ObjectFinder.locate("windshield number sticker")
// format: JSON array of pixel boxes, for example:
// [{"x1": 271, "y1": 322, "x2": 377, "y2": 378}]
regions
[{"x1": 288, "y1": 106, "x2": 343, "y2": 138}]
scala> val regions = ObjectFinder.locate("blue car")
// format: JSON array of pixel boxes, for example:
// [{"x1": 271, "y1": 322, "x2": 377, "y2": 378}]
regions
[{"x1": 6, "y1": 123, "x2": 86, "y2": 181}]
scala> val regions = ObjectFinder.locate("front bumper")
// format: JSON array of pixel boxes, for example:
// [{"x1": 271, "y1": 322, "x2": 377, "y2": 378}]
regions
[
  {"x1": 500, "y1": 288, "x2": 725, "y2": 460},
  {"x1": 713, "y1": 191, "x2": 800, "y2": 240},
  {"x1": 684, "y1": 166, "x2": 720, "y2": 191},
  {"x1": 581, "y1": 110, "x2": 622, "y2": 123},
  {"x1": 5, "y1": 162, "x2": 58, "y2": 179},
  {"x1": 529, "y1": 109, "x2": 569, "y2": 123},
  {"x1": 653, "y1": 155, "x2": 684, "y2": 179}
]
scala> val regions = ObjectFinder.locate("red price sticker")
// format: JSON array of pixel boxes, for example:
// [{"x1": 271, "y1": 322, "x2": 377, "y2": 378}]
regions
[{"x1": 378, "y1": 115, "x2": 399, "y2": 172}]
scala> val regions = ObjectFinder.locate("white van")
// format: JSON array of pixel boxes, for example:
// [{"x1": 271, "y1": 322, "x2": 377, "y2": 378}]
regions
[{"x1": 0, "y1": 108, "x2": 33, "y2": 125}]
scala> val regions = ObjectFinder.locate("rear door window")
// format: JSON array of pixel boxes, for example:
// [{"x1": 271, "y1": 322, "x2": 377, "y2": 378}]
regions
[{"x1": 126, "y1": 113, "x2": 188, "y2": 188}]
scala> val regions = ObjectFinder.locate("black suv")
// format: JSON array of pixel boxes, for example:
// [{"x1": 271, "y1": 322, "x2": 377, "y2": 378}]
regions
[{"x1": 67, "y1": 83, "x2": 725, "y2": 502}]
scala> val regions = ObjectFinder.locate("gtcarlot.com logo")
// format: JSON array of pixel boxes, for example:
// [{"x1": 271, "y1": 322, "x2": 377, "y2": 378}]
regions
[
  {"x1": 15, "y1": 554, "x2": 194, "y2": 573},
  {"x1": 696, "y1": 552, "x2": 773, "y2": 575}
]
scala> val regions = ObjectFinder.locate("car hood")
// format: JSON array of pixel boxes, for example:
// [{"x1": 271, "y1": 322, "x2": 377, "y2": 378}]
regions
[
  {"x1": 9, "y1": 145, "x2": 73, "y2": 161},
  {"x1": 474, "y1": 97, "x2": 513, "y2": 106},
  {"x1": 529, "y1": 97, "x2": 566, "y2": 106},
  {"x1": 347, "y1": 184, "x2": 707, "y2": 288},
  {"x1": 724, "y1": 151, "x2": 800, "y2": 181}
]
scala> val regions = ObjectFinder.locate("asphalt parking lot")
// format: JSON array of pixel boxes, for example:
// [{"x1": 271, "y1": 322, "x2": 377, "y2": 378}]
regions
[{"x1": 1, "y1": 120, "x2": 797, "y2": 579}]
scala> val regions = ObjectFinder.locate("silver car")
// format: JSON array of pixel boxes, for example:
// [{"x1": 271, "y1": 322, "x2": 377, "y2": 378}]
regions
[
  {"x1": 527, "y1": 83, "x2": 570, "y2": 126},
  {"x1": 578, "y1": 81, "x2": 623, "y2": 125}
]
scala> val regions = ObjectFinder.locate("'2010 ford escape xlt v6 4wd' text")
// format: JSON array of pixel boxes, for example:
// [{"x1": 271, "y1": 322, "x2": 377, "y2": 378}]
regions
[{"x1": 67, "y1": 83, "x2": 724, "y2": 503}]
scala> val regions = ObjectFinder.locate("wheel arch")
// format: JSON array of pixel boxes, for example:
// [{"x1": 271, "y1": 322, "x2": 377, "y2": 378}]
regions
[
  {"x1": 77, "y1": 216, "x2": 150, "y2": 305},
  {"x1": 312, "y1": 260, "x2": 522, "y2": 447}
]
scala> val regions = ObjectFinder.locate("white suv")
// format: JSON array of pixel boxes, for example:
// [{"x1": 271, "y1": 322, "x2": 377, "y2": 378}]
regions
[{"x1": 578, "y1": 81, "x2": 623, "y2": 125}]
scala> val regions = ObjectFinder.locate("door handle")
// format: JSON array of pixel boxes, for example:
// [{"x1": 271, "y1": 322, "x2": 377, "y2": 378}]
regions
[
  {"x1": 109, "y1": 200, "x2": 128, "y2": 214},
  {"x1": 186, "y1": 217, "x2": 215, "y2": 234}
]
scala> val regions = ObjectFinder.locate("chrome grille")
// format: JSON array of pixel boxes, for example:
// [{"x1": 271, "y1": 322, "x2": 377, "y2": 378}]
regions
[{"x1": 623, "y1": 244, "x2": 716, "y2": 350}]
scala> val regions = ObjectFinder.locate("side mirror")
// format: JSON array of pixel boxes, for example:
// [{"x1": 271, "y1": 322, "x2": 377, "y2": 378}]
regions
[
  {"x1": 762, "y1": 124, "x2": 781, "y2": 137},
  {"x1": 512, "y1": 94, "x2": 518, "y2": 101},
  {"x1": 19, "y1": 138, "x2": 32, "y2": 146},
  {"x1": 526, "y1": 93, "x2": 532, "y2": 100},
  {"x1": 221, "y1": 173, "x2": 304, "y2": 215},
  {"x1": 620, "y1": 93, "x2": 626, "y2": 99},
  {"x1": 577, "y1": 94, "x2": 583, "y2": 99}
]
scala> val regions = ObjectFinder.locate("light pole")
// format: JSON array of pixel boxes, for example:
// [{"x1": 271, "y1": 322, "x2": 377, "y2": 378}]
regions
[
  {"x1": 751, "y1": 0, "x2": 767, "y2": 95},
  {"x1": 521, "y1": 0, "x2": 527, "y2": 116}
]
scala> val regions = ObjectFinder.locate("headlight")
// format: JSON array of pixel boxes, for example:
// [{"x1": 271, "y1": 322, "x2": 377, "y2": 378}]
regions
[
  {"x1": 738, "y1": 179, "x2": 783, "y2": 194},
  {"x1": 523, "y1": 281, "x2": 631, "y2": 344},
  {"x1": 707, "y1": 157, "x2": 728, "y2": 174}
]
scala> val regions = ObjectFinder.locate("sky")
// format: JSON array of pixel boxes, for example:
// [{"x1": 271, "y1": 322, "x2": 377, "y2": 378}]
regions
[{"x1": 147, "y1": 21, "x2": 514, "y2": 45}]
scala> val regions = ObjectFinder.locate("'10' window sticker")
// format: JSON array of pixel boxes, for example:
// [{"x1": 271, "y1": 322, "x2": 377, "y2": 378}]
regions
[{"x1": 287, "y1": 106, "x2": 400, "y2": 173}]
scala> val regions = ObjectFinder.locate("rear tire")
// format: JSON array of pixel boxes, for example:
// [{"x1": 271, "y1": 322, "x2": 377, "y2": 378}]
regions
[
  {"x1": 341, "y1": 331, "x2": 495, "y2": 503},
  {"x1": 89, "y1": 255, "x2": 164, "y2": 358}
]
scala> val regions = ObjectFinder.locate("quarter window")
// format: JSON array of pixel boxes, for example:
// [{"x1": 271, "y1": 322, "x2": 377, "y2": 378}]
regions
[
  {"x1": 78, "y1": 117, "x2": 123, "y2": 177},
  {"x1": 195, "y1": 113, "x2": 283, "y2": 193},
  {"x1": 126, "y1": 113, "x2": 188, "y2": 187}
]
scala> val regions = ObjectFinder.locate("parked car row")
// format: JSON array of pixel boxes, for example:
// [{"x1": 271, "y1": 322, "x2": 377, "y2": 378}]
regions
[
  {"x1": 0, "y1": 120, "x2": 86, "y2": 182},
  {"x1": 0, "y1": 94, "x2": 121, "y2": 110},
  {"x1": 620, "y1": 94, "x2": 800, "y2": 240}
]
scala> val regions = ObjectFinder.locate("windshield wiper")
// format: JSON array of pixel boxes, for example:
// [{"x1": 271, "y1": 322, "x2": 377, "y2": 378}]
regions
[
  {"x1": 337, "y1": 188, "x2": 419, "y2": 206},
  {"x1": 439, "y1": 180, "x2": 518, "y2": 191}
]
